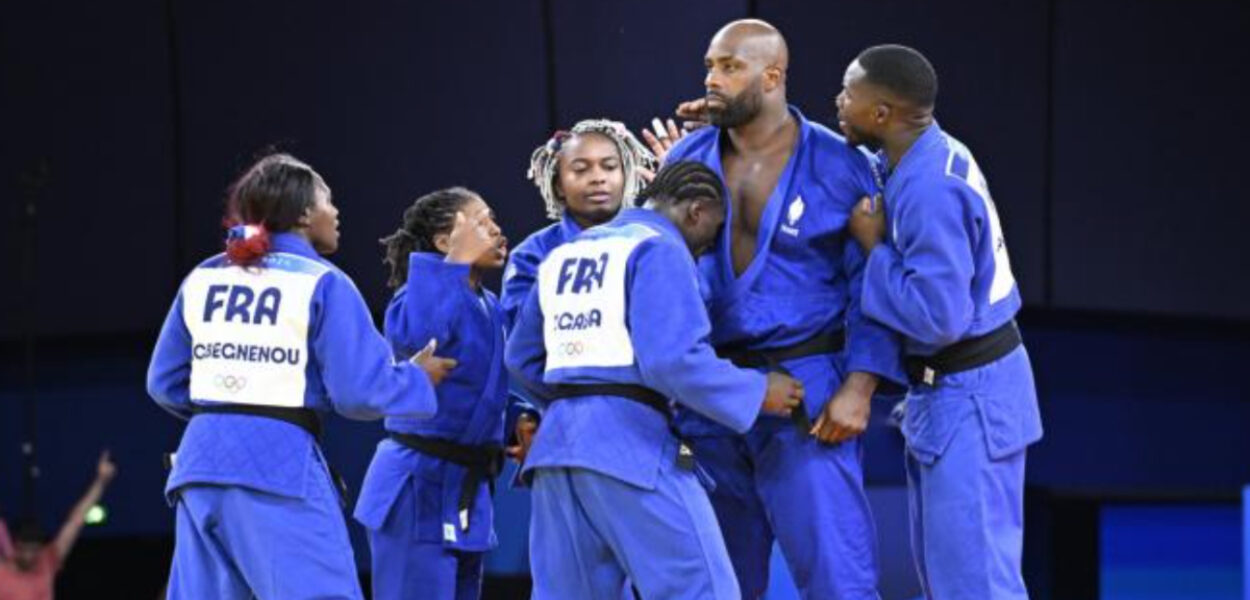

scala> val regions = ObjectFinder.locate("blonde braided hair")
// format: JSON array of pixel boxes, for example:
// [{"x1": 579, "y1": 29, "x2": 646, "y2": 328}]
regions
[{"x1": 526, "y1": 119, "x2": 658, "y2": 220}]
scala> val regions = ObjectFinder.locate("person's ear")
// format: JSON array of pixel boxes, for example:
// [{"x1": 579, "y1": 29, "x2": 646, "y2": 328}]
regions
[
  {"x1": 686, "y1": 200, "x2": 704, "y2": 226},
  {"x1": 875, "y1": 102, "x2": 892, "y2": 126},
  {"x1": 433, "y1": 232, "x2": 451, "y2": 254},
  {"x1": 763, "y1": 65, "x2": 784, "y2": 92}
]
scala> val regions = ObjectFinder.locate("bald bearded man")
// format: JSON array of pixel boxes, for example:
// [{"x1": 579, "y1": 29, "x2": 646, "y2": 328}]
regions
[{"x1": 659, "y1": 20, "x2": 905, "y2": 599}]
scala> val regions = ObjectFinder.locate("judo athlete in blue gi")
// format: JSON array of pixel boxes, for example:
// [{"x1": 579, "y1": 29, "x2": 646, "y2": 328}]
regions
[
  {"x1": 659, "y1": 20, "x2": 904, "y2": 599},
  {"x1": 146, "y1": 154, "x2": 453, "y2": 600},
  {"x1": 839, "y1": 45, "x2": 1044, "y2": 598},
  {"x1": 506, "y1": 161, "x2": 807, "y2": 600},
  {"x1": 354, "y1": 187, "x2": 510, "y2": 600},
  {"x1": 502, "y1": 119, "x2": 657, "y2": 459},
  {"x1": 505, "y1": 121, "x2": 659, "y2": 600}
]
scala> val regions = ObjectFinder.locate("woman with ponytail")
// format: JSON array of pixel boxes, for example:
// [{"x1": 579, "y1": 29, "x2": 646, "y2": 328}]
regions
[
  {"x1": 354, "y1": 187, "x2": 509, "y2": 600},
  {"x1": 146, "y1": 153, "x2": 453, "y2": 600}
]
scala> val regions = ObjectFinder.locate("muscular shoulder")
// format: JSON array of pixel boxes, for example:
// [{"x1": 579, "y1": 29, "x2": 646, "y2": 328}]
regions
[
  {"x1": 801, "y1": 122, "x2": 878, "y2": 196},
  {"x1": 806, "y1": 121, "x2": 877, "y2": 173},
  {"x1": 664, "y1": 126, "x2": 718, "y2": 163}
]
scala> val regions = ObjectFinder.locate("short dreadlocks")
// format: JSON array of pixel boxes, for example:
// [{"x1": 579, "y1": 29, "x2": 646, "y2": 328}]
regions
[{"x1": 526, "y1": 119, "x2": 657, "y2": 220}]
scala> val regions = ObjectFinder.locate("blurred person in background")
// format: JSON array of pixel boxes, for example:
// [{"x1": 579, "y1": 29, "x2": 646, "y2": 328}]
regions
[{"x1": 0, "y1": 450, "x2": 116, "y2": 600}]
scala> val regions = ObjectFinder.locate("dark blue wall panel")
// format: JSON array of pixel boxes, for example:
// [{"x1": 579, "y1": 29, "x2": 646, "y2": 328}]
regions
[
  {"x1": 1051, "y1": 0, "x2": 1250, "y2": 318},
  {"x1": 0, "y1": 2, "x2": 177, "y2": 337},
  {"x1": 172, "y1": 0, "x2": 550, "y2": 309},
  {"x1": 548, "y1": 1, "x2": 748, "y2": 130},
  {"x1": 4, "y1": 0, "x2": 1249, "y2": 337}
]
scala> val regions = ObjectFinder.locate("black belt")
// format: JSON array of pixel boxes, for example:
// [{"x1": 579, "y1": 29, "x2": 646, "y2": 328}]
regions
[
  {"x1": 548, "y1": 384, "x2": 671, "y2": 417},
  {"x1": 185, "y1": 404, "x2": 348, "y2": 506},
  {"x1": 547, "y1": 384, "x2": 696, "y2": 471},
  {"x1": 191, "y1": 403, "x2": 323, "y2": 440},
  {"x1": 714, "y1": 330, "x2": 846, "y2": 434},
  {"x1": 715, "y1": 329, "x2": 846, "y2": 369},
  {"x1": 387, "y1": 432, "x2": 503, "y2": 533},
  {"x1": 904, "y1": 320, "x2": 1022, "y2": 386}
]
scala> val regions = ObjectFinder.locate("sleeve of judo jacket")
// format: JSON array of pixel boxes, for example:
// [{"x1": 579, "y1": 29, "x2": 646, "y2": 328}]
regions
[
  {"x1": 627, "y1": 238, "x2": 766, "y2": 434},
  {"x1": 313, "y1": 269, "x2": 438, "y2": 420}
]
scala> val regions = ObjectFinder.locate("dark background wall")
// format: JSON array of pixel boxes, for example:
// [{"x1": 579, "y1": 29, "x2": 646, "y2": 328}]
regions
[{"x1": 2, "y1": 0, "x2": 1248, "y2": 597}]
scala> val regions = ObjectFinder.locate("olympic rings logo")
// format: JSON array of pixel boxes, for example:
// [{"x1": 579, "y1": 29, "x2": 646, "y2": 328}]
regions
[
  {"x1": 557, "y1": 341, "x2": 585, "y2": 356},
  {"x1": 214, "y1": 374, "x2": 248, "y2": 393}
]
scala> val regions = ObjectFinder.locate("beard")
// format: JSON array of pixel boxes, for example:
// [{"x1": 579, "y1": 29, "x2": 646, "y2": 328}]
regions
[
  {"x1": 840, "y1": 120, "x2": 881, "y2": 151},
  {"x1": 707, "y1": 79, "x2": 764, "y2": 128}
]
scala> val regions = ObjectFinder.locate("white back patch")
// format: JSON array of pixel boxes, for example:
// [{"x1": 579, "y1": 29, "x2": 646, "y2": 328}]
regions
[
  {"x1": 182, "y1": 259, "x2": 322, "y2": 407},
  {"x1": 537, "y1": 228, "x2": 655, "y2": 371}
]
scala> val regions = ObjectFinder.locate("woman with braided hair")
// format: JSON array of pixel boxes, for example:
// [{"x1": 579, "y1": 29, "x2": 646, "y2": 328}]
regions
[
  {"x1": 505, "y1": 160, "x2": 804, "y2": 599},
  {"x1": 354, "y1": 187, "x2": 510, "y2": 600},
  {"x1": 500, "y1": 119, "x2": 657, "y2": 467}
]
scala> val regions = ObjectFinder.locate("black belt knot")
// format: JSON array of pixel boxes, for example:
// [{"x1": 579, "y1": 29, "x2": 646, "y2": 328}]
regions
[
  {"x1": 387, "y1": 431, "x2": 503, "y2": 533},
  {"x1": 714, "y1": 330, "x2": 845, "y2": 435}
]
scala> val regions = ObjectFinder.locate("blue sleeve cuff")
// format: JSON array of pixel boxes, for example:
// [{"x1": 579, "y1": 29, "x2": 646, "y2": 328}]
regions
[{"x1": 408, "y1": 252, "x2": 473, "y2": 287}]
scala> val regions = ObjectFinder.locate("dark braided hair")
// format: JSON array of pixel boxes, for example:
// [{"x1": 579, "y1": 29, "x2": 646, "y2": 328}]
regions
[
  {"x1": 636, "y1": 160, "x2": 725, "y2": 208},
  {"x1": 380, "y1": 186, "x2": 479, "y2": 289}
]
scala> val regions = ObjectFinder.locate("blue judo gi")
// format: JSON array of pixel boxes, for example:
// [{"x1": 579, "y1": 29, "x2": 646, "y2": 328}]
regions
[
  {"x1": 502, "y1": 212, "x2": 584, "y2": 329},
  {"x1": 354, "y1": 254, "x2": 508, "y2": 600},
  {"x1": 859, "y1": 123, "x2": 1043, "y2": 599},
  {"x1": 503, "y1": 212, "x2": 643, "y2": 600},
  {"x1": 499, "y1": 213, "x2": 585, "y2": 429},
  {"x1": 664, "y1": 107, "x2": 904, "y2": 599},
  {"x1": 146, "y1": 233, "x2": 438, "y2": 600},
  {"x1": 506, "y1": 208, "x2": 768, "y2": 600}
]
